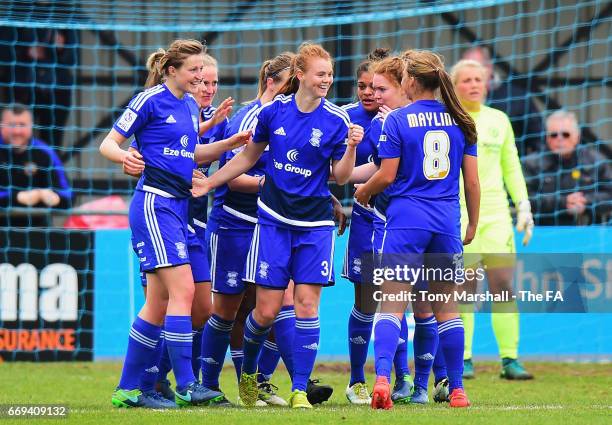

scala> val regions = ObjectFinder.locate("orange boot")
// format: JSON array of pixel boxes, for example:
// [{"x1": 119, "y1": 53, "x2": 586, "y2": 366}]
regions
[
  {"x1": 371, "y1": 376, "x2": 393, "y2": 410},
  {"x1": 449, "y1": 388, "x2": 470, "y2": 408}
]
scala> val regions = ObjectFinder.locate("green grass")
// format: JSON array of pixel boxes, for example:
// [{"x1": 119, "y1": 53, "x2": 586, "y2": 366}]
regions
[{"x1": 0, "y1": 362, "x2": 610, "y2": 424}]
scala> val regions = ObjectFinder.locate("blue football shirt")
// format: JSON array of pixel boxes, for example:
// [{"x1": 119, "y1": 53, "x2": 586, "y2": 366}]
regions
[
  {"x1": 342, "y1": 102, "x2": 378, "y2": 167},
  {"x1": 378, "y1": 99, "x2": 477, "y2": 236},
  {"x1": 210, "y1": 100, "x2": 269, "y2": 230},
  {"x1": 113, "y1": 84, "x2": 200, "y2": 198},
  {"x1": 190, "y1": 105, "x2": 229, "y2": 227},
  {"x1": 253, "y1": 94, "x2": 349, "y2": 228}
]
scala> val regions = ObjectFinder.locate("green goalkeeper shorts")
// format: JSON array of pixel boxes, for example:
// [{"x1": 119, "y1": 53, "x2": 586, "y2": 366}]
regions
[{"x1": 461, "y1": 216, "x2": 515, "y2": 268}]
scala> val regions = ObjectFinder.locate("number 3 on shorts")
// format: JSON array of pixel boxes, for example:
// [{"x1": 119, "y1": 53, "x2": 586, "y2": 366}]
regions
[
  {"x1": 321, "y1": 260, "x2": 329, "y2": 276},
  {"x1": 422, "y1": 130, "x2": 450, "y2": 180}
]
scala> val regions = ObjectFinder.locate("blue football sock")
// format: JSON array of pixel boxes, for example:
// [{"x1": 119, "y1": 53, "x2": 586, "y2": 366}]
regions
[
  {"x1": 258, "y1": 340, "x2": 281, "y2": 383},
  {"x1": 292, "y1": 317, "x2": 320, "y2": 392},
  {"x1": 273, "y1": 305, "x2": 296, "y2": 377},
  {"x1": 438, "y1": 317, "x2": 464, "y2": 391},
  {"x1": 157, "y1": 332, "x2": 172, "y2": 382},
  {"x1": 413, "y1": 315, "x2": 438, "y2": 390},
  {"x1": 118, "y1": 316, "x2": 161, "y2": 390},
  {"x1": 139, "y1": 336, "x2": 163, "y2": 392},
  {"x1": 433, "y1": 335, "x2": 448, "y2": 384},
  {"x1": 373, "y1": 314, "x2": 401, "y2": 382},
  {"x1": 200, "y1": 315, "x2": 233, "y2": 389},
  {"x1": 191, "y1": 327, "x2": 203, "y2": 381},
  {"x1": 230, "y1": 349, "x2": 243, "y2": 383},
  {"x1": 242, "y1": 312, "x2": 271, "y2": 375},
  {"x1": 348, "y1": 306, "x2": 374, "y2": 386},
  {"x1": 164, "y1": 315, "x2": 196, "y2": 390},
  {"x1": 393, "y1": 314, "x2": 411, "y2": 380}
]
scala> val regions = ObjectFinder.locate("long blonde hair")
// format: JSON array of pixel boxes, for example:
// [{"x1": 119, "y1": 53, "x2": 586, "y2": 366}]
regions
[{"x1": 145, "y1": 39, "x2": 205, "y2": 88}]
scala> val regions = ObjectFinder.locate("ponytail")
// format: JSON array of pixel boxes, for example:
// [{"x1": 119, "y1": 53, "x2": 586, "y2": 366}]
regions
[
  {"x1": 144, "y1": 39, "x2": 205, "y2": 89},
  {"x1": 402, "y1": 49, "x2": 477, "y2": 145},
  {"x1": 438, "y1": 69, "x2": 477, "y2": 145},
  {"x1": 245, "y1": 52, "x2": 294, "y2": 104},
  {"x1": 256, "y1": 59, "x2": 273, "y2": 100},
  {"x1": 145, "y1": 49, "x2": 166, "y2": 88}
]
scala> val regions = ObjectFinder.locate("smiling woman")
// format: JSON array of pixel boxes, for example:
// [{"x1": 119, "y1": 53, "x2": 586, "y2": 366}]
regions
[
  {"x1": 197, "y1": 42, "x2": 364, "y2": 408},
  {"x1": 97, "y1": 39, "x2": 247, "y2": 409}
]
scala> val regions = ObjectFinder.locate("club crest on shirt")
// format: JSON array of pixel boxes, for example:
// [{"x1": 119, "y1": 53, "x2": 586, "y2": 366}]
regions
[
  {"x1": 309, "y1": 128, "x2": 323, "y2": 147},
  {"x1": 259, "y1": 261, "x2": 269, "y2": 279},
  {"x1": 175, "y1": 242, "x2": 187, "y2": 259},
  {"x1": 192, "y1": 115, "x2": 199, "y2": 133}
]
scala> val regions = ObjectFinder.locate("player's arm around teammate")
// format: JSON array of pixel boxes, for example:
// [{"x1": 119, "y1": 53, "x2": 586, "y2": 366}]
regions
[
  {"x1": 356, "y1": 49, "x2": 479, "y2": 409},
  {"x1": 100, "y1": 39, "x2": 227, "y2": 408},
  {"x1": 195, "y1": 43, "x2": 363, "y2": 408},
  {"x1": 198, "y1": 53, "x2": 296, "y2": 406}
]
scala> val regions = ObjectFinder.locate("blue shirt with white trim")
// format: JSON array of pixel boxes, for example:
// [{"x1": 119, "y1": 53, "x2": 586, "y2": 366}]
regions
[
  {"x1": 190, "y1": 105, "x2": 229, "y2": 228},
  {"x1": 113, "y1": 84, "x2": 199, "y2": 198},
  {"x1": 253, "y1": 94, "x2": 349, "y2": 228},
  {"x1": 378, "y1": 99, "x2": 477, "y2": 234},
  {"x1": 209, "y1": 100, "x2": 268, "y2": 230},
  {"x1": 342, "y1": 102, "x2": 378, "y2": 167}
]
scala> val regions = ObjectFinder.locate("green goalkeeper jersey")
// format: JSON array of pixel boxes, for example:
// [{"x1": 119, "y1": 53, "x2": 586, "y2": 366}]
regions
[{"x1": 460, "y1": 104, "x2": 529, "y2": 221}]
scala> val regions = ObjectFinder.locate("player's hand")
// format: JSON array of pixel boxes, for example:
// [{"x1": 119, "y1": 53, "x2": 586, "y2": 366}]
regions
[
  {"x1": 463, "y1": 222, "x2": 477, "y2": 245},
  {"x1": 211, "y1": 97, "x2": 234, "y2": 126},
  {"x1": 191, "y1": 172, "x2": 211, "y2": 197},
  {"x1": 38, "y1": 189, "x2": 61, "y2": 207},
  {"x1": 354, "y1": 183, "x2": 371, "y2": 208},
  {"x1": 379, "y1": 105, "x2": 393, "y2": 118},
  {"x1": 16, "y1": 189, "x2": 42, "y2": 206},
  {"x1": 225, "y1": 130, "x2": 252, "y2": 151},
  {"x1": 331, "y1": 195, "x2": 347, "y2": 236},
  {"x1": 516, "y1": 199, "x2": 534, "y2": 246},
  {"x1": 347, "y1": 124, "x2": 364, "y2": 147},
  {"x1": 122, "y1": 149, "x2": 145, "y2": 177}
]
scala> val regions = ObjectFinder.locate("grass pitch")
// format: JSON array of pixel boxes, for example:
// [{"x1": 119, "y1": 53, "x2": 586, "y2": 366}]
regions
[{"x1": 0, "y1": 362, "x2": 610, "y2": 424}]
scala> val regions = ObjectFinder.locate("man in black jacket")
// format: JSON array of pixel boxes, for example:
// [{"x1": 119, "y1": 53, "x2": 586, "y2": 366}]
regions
[
  {"x1": 522, "y1": 110, "x2": 611, "y2": 225},
  {"x1": 0, "y1": 104, "x2": 73, "y2": 226}
]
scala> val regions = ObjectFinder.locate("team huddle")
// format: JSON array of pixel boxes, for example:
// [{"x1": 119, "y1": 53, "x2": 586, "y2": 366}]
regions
[{"x1": 100, "y1": 38, "x2": 534, "y2": 411}]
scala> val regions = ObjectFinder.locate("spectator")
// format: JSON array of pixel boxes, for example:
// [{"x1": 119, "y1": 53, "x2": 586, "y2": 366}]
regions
[
  {"x1": 0, "y1": 17, "x2": 78, "y2": 148},
  {"x1": 0, "y1": 104, "x2": 72, "y2": 227},
  {"x1": 463, "y1": 46, "x2": 543, "y2": 156},
  {"x1": 522, "y1": 110, "x2": 612, "y2": 225}
]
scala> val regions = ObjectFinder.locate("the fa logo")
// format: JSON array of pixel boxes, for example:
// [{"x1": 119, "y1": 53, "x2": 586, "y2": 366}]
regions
[
  {"x1": 259, "y1": 261, "x2": 269, "y2": 279},
  {"x1": 226, "y1": 271, "x2": 238, "y2": 287},
  {"x1": 175, "y1": 242, "x2": 187, "y2": 259},
  {"x1": 309, "y1": 128, "x2": 322, "y2": 147},
  {"x1": 192, "y1": 115, "x2": 199, "y2": 132}
]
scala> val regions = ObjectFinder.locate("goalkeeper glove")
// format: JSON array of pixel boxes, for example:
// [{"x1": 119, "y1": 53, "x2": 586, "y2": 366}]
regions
[{"x1": 516, "y1": 200, "x2": 534, "y2": 246}]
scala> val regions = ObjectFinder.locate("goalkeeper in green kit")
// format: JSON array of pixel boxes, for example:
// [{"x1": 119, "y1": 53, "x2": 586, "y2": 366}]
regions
[{"x1": 451, "y1": 59, "x2": 535, "y2": 380}]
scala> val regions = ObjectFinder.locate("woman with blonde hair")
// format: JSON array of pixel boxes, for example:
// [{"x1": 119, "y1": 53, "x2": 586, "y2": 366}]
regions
[
  {"x1": 100, "y1": 39, "x2": 249, "y2": 408},
  {"x1": 450, "y1": 58, "x2": 534, "y2": 381}
]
